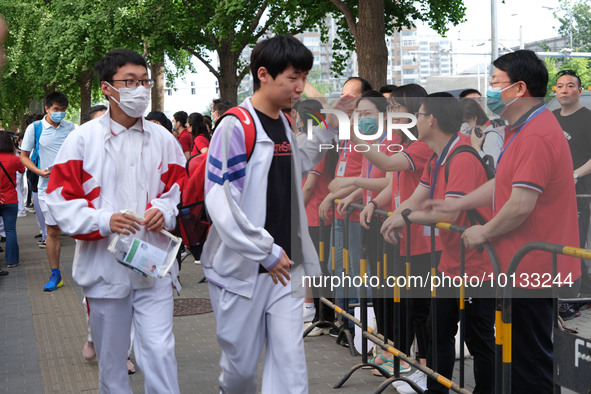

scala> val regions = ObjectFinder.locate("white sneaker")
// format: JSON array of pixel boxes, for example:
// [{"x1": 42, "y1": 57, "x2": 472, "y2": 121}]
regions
[
  {"x1": 392, "y1": 370, "x2": 427, "y2": 393},
  {"x1": 17, "y1": 212, "x2": 26, "y2": 217},
  {"x1": 303, "y1": 303, "x2": 315, "y2": 322},
  {"x1": 307, "y1": 326, "x2": 330, "y2": 337}
]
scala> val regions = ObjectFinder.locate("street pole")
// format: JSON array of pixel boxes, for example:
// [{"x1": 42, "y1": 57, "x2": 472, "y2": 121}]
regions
[{"x1": 491, "y1": 0, "x2": 498, "y2": 71}]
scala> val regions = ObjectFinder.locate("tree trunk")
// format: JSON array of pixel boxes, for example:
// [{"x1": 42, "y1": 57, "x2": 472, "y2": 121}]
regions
[
  {"x1": 355, "y1": 0, "x2": 387, "y2": 90},
  {"x1": 217, "y1": 43, "x2": 241, "y2": 104},
  {"x1": 78, "y1": 69, "x2": 93, "y2": 124},
  {"x1": 151, "y1": 59, "x2": 165, "y2": 111}
]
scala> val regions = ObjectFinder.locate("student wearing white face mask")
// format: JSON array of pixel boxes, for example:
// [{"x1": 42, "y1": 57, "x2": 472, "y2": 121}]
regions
[
  {"x1": 21, "y1": 91, "x2": 75, "y2": 291},
  {"x1": 46, "y1": 49, "x2": 185, "y2": 394}
]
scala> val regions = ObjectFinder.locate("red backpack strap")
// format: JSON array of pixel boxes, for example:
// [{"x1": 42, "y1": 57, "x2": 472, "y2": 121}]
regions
[{"x1": 214, "y1": 106, "x2": 256, "y2": 161}]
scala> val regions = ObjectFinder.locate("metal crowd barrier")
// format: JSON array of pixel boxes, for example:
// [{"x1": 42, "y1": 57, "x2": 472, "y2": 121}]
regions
[
  {"x1": 314, "y1": 201, "x2": 501, "y2": 393},
  {"x1": 501, "y1": 242, "x2": 591, "y2": 394},
  {"x1": 312, "y1": 200, "x2": 591, "y2": 393}
]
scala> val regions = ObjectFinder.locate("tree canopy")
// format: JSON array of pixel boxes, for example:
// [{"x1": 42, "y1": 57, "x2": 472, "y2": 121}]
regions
[
  {"x1": 0, "y1": 0, "x2": 191, "y2": 130},
  {"x1": 555, "y1": 0, "x2": 591, "y2": 52},
  {"x1": 0, "y1": 0, "x2": 468, "y2": 129}
]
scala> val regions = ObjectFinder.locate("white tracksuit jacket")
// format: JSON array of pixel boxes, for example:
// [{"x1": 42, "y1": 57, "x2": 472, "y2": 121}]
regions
[
  {"x1": 201, "y1": 98, "x2": 337, "y2": 298},
  {"x1": 46, "y1": 111, "x2": 186, "y2": 298}
]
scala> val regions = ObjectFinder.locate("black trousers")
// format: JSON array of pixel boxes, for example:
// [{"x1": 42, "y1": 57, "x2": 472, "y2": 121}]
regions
[
  {"x1": 308, "y1": 225, "x2": 334, "y2": 325},
  {"x1": 426, "y1": 295, "x2": 495, "y2": 394},
  {"x1": 511, "y1": 297, "x2": 553, "y2": 394}
]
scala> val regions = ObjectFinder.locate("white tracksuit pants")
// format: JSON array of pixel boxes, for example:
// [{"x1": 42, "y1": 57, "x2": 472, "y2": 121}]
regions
[
  {"x1": 209, "y1": 274, "x2": 308, "y2": 394},
  {"x1": 87, "y1": 275, "x2": 179, "y2": 394}
]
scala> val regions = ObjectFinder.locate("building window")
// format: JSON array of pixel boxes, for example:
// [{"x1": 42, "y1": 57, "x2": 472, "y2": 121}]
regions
[{"x1": 191, "y1": 88, "x2": 196, "y2": 95}]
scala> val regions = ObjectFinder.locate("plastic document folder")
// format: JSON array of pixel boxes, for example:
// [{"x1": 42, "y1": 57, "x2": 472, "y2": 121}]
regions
[{"x1": 108, "y1": 210, "x2": 182, "y2": 278}]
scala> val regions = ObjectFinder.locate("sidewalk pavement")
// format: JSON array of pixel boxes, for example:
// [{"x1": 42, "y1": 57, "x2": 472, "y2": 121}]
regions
[{"x1": 1, "y1": 212, "x2": 589, "y2": 393}]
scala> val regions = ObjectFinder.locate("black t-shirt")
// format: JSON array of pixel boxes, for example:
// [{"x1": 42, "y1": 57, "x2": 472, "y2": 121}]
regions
[
  {"x1": 553, "y1": 106, "x2": 591, "y2": 197},
  {"x1": 255, "y1": 109, "x2": 302, "y2": 272}
]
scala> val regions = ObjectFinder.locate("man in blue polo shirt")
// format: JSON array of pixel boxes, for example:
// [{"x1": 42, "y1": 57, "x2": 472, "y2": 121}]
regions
[{"x1": 21, "y1": 91, "x2": 75, "y2": 291}]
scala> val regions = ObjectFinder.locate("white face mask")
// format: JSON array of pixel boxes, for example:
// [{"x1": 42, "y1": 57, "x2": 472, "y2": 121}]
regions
[{"x1": 106, "y1": 82, "x2": 151, "y2": 118}]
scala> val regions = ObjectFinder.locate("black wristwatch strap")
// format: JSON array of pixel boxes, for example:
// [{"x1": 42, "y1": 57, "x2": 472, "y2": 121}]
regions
[
  {"x1": 401, "y1": 208, "x2": 412, "y2": 226},
  {"x1": 369, "y1": 200, "x2": 378, "y2": 209}
]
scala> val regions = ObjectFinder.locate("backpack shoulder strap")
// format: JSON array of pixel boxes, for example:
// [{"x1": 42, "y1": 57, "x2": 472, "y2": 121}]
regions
[
  {"x1": 34, "y1": 120, "x2": 43, "y2": 143},
  {"x1": 444, "y1": 145, "x2": 485, "y2": 183},
  {"x1": 30, "y1": 121, "x2": 43, "y2": 163},
  {"x1": 213, "y1": 106, "x2": 256, "y2": 161},
  {"x1": 444, "y1": 145, "x2": 492, "y2": 227}
]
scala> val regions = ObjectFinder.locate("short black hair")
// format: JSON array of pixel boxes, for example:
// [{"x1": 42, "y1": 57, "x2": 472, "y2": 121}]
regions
[
  {"x1": 94, "y1": 49, "x2": 148, "y2": 83},
  {"x1": 163, "y1": 117, "x2": 173, "y2": 133},
  {"x1": 460, "y1": 98, "x2": 488, "y2": 125},
  {"x1": 294, "y1": 99, "x2": 324, "y2": 124},
  {"x1": 493, "y1": 50, "x2": 548, "y2": 98},
  {"x1": 44, "y1": 91, "x2": 68, "y2": 109},
  {"x1": 212, "y1": 98, "x2": 234, "y2": 115},
  {"x1": 25, "y1": 113, "x2": 44, "y2": 126},
  {"x1": 173, "y1": 111, "x2": 188, "y2": 126},
  {"x1": 356, "y1": 90, "x2": 388, "y2": 113},
  {"x1": 391, "y1": 84, "x2": 428, "y2": 142},
  {"x1": 379, "y1": 84, "x2": 397, "y2": 94},
  {"x1": 146, "y1": 111, "x2": 169, "y2": 126},
  {"x1": 556, "y1": 69, "x2": 582, "y2": 88},
  {"x1": 0, "y1": 130, "x2": 14, "y2": 153},
  {"x1": 345, "y1": 77, "x2": 373, "y2": 94},
  {"x1": 421, "y1": 92, "x2": 462, "y2": 135},
  {"x1": 82, "y1": 104, "x2": 107, "y2": 124},
  {"x1": 459, "y1": 88, "x2": 481, "y2": 98},
  {"x1": 250, "y1": 35, "x2": 313, "y2": 92},
  {"x1": 391, "y1": 83, "x2": 427, "y2": 114}
]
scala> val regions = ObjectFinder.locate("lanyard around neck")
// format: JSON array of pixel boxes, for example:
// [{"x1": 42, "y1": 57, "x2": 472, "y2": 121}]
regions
[
  {"x1": 496, "y1": 105, "x2": 546, "y2": 168},
  {"x1": 430, "y1": 134, "x2": 458, "y2": 200}
]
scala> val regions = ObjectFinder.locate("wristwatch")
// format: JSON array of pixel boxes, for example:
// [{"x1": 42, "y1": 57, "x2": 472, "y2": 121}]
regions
[
  {"x1": 369, "y1": 200, "x2": 378, "y2": 209},
  {"x1": 401, "y1": 208, "x2": 412, "y2": 226},
  {"x1": 574, "y1": 172, "x2": 580, "y2": 180}
]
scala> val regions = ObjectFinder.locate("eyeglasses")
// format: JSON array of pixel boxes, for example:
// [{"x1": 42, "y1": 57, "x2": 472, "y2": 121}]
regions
[
  {"x1": 557, "y1": 69, "x2": 578, "y2": 78},
  {"x1": 489, "y1": 80, "x2": 512, "y2": 87},
  {"x1": 414, "y1": 112, "x2": 431, "y2": 118},
  {"x1": 111, "y1": 79, "x2": 155, "y2": 88}
]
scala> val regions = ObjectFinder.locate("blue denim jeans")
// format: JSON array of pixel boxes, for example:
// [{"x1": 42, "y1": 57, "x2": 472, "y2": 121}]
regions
[{"x1": 0, "y1": 203, "x2": 19, "y2": 265}]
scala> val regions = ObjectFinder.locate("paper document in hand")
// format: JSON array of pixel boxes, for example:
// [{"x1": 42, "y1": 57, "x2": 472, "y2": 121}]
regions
[
  {"x1": 124, "y1": 239, "x2": 168, "y2": 278},
  {"x1": 107, "y1": 210, "x2": 182, "y2": 278}
]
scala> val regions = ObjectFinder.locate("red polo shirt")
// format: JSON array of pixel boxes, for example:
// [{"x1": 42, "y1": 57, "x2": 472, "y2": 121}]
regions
[
  {"x1": 334, "y1": 140, "x2": 363, "y2": 222},
  {"x1": 493, "y1": 105, "x2": 580, "y2": 287},
  {"x1": 0, "y1": 153, "x2": 25, "y2": 204},
  {"x1": 305, "y1": 156, "x2": 333, "y2": 227},
  {"x1": 190, "y1": 135, "x2": 210, "y2": 156},
  {"x1": 399, "y1": 140, "x2": 441, "y2": 256},
  {"x1": 361, "y1": 134, "x2": 402, "y2": 209},
  {"x1": 178, "y1": 128, "x2": 192, "y2": 153},
  {"x1": 419, "y1": 135, "x2": 492, "y2": 278}
]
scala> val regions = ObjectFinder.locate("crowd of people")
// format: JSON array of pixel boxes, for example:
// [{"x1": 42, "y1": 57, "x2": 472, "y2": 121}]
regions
[{"x1": 0, "y1": 24, "x2": 589, "y2": 394}]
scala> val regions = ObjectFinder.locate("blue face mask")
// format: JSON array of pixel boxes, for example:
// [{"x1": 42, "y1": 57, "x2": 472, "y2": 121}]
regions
[
  {"x1": 51, "y1": 112, "x2": 66, "y2": 123},
  {"x1": 358, "y1": 117, "x2": 379, "y2": 135},
  {"x1": 486, "y1": 82, "x2": 517, "y2": 115}
]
